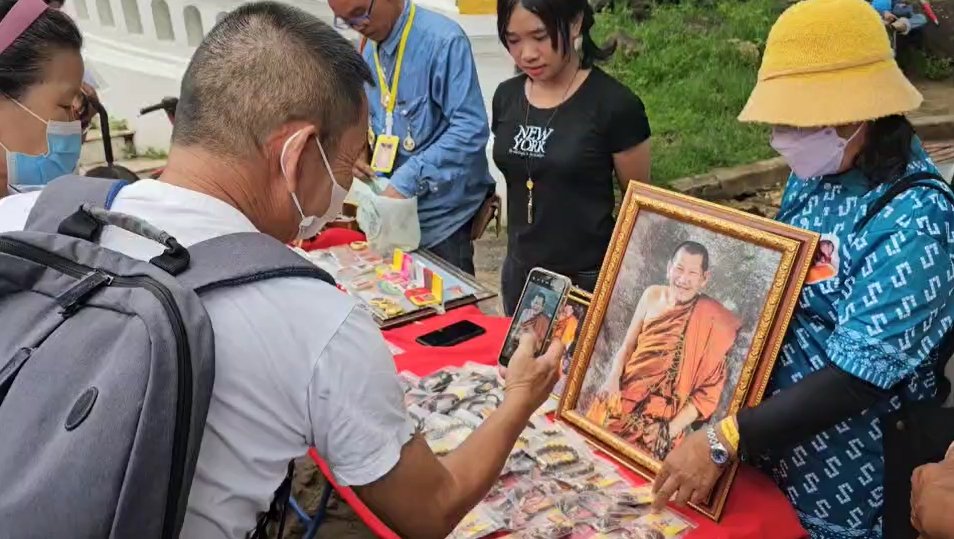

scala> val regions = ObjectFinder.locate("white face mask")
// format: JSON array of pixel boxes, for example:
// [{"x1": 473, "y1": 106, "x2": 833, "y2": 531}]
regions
[{"x1": 281, "y1": 129, "x2": 350, "y2": 241}]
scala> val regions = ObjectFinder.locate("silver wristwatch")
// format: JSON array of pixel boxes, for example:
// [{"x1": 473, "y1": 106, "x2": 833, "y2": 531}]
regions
[{"x1": 706, "y1": 426, "x2": 730, "y2": 467}]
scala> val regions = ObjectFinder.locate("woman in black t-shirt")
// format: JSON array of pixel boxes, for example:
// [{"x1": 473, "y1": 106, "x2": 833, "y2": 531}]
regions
[{"x1": 492, "y1": 0, "x2": 652, "y2": 315}]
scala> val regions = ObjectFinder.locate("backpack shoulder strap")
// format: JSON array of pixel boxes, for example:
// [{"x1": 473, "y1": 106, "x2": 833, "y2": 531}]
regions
[
  {"x1": 175, "y1": 232, "x2": 335, "y2": 294},
  {"x1": 24, "y1": 175, "x2": 126, "y2": 234},
  {"x1": 855, "y1": 171, "x2": 954, "y2": 233}
]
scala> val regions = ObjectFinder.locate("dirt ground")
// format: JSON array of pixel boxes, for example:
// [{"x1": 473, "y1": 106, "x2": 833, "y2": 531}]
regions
[{"x1": 279, "y1": 81, "x2": 954, "y2": 539}]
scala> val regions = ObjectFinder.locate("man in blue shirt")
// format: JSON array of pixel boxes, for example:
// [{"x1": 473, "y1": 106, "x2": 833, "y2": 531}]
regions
[
  {"x1": 870, "y1": 0, "x2": 928, "y2": 36},
  {"x1": 328, "y1": 0, "x2": 495, "y2": 275}
]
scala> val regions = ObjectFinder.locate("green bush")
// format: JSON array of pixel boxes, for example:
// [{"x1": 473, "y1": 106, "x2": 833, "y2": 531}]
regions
[{"x1": 592, "y1": 0, "x2": 785, "y2": 184}]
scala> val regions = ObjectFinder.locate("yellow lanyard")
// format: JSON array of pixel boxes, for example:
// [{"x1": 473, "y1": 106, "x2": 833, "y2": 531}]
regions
[{"x1": 372, "y1": 2, "x2": 416, "y2": 136}]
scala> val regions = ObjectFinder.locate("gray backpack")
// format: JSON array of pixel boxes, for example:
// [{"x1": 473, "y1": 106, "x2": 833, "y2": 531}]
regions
[{"x1": 0, "y1": 176, "x2": 334, "y2": 538}]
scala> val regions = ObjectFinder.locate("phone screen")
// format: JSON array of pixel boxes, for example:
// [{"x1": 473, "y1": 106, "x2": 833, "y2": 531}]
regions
[
  {"x1": 416, "y1": 320, "x2": 486, "y2": 347},
  {"x1": 499, "y1": 269, "x2": 569, "y2": 366}
]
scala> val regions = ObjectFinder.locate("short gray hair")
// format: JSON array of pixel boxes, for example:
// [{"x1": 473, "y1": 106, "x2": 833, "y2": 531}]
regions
[{"x1": 172, "y1": 2, "x2": 373, "y2": 156}]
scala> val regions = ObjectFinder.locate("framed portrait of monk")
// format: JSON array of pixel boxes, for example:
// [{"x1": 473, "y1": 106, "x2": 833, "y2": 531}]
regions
[{"x1": 558, "y1": 182, "x2": 818, "y2": 520}]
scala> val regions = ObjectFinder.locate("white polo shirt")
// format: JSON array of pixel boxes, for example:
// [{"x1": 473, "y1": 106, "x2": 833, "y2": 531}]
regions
[{"x1": 0, "y1": 180, "x2": 414, "y2": 539}]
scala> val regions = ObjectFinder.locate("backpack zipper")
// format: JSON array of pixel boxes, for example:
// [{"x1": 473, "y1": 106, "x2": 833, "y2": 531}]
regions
[{"x1": 0, "y1": 237, "x2": 193, "y2": 539}]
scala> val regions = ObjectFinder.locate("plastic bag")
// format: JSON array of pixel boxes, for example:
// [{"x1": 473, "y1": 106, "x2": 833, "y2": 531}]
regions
[
  {"x1": 509, "y1": 507, "x2": 575, "y2": 538},
  {"x1": 448, "y1": 503, "x2": 505, "y2": 539},
  {"x1": 418, "y1": 369, "x2": 456, "y2": 393},
  {"x1": 423, "y1": 414, "x2": 473, "y2": 456},
  {"x1": 612, "y1": 484, "x2": 655, "y2": 507},
  {"x1": 351, "y1": 178, "x2": 421, "y2": 253},
  {"x1": 634, "y1": 510, "x2": 695, "y2": 538}
]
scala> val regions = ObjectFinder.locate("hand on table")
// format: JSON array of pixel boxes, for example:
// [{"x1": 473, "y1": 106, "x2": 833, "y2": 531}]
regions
[
  {"x1": 652, "y1": 427, "x2": 732, "y2": 511},
  {"x1": 503, "y1": 332, "x2": 563, "y2": 414},
  {"x1": 911, "y1": 450, "x2": 954, "y2": 539}
]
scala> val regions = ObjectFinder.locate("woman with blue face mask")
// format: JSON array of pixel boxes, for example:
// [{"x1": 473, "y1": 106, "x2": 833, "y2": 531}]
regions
[
  {"x1": 648, "y1": 1, "x2": 954, "y2": 538},
  {"x1": 0, "y1": 0, "x2": 83, "y2": 195}
]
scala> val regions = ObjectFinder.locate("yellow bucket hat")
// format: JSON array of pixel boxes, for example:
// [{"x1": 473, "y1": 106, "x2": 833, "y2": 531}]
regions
[{"x1": 738, "y1": 0, "x2": 922, "y2": 127}]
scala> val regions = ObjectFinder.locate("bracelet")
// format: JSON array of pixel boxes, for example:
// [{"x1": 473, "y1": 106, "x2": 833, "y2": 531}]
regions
[
  {"x1": 428, "y1": 393, "x2": 460, "y2": 414},
  {"x1": 461, "y1": 393, "x2": 501, "y2": 414},
  {"x1": 473, "y1": 380, "x2": 497, "y2": 394},
  {"x1": 534, "y1": 443, "x2": 582, "y2": 470},
  {"x1": 420, "y1": 371, "x2": 454, "y2": 393},
  {"x1": 719, "y1": 416, "x2": 740, "y2": 452}
]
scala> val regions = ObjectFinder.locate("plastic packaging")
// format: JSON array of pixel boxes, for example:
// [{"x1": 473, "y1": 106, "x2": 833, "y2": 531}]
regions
[
  {"x1": 418, "y1": 369, "x2": 456, "y2": 393},
  {"x1": 634, "y1": 510, "x2": 696, "y2": 538},
  {"x1": 448, "y1": 503, "x2": 505, "y2": 539},
  {"x1": 613, "y1": 484, "x2": 655, "y2": 507}
]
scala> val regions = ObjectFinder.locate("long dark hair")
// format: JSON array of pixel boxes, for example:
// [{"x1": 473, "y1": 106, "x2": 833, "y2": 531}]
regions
[
  {"x1": 855, "y1": 115, "x2": 916, "y2": 185},
  {"x1": 496, "y1": 0, "x2": 616, "y2": 68},
  {"x1": 0, "y1": 0, "x2": 82, "y2": 99}
]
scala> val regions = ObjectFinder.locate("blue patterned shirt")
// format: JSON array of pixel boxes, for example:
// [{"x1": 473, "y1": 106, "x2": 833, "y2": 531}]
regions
[
  {"x1": 364, "y1": 1, "x2": 495, "y2": 248},
  {"x1": 763, "y1": 140, "x2": 954, "y2": 538}
]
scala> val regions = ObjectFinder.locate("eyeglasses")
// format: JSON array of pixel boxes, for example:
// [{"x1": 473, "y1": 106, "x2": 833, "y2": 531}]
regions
[{"x1": 333, "y1": 0, "x2": 376, "y2": 29}]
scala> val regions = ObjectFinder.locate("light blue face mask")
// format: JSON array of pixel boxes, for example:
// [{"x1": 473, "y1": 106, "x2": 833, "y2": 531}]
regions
[{"x1": 0, "y1": 97, "x2": 82, "y2": 188}]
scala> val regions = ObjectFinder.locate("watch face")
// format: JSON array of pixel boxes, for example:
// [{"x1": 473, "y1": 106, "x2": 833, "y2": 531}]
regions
[{"x1": 711, "y1": 447, "x2": 729, "y2": 466}]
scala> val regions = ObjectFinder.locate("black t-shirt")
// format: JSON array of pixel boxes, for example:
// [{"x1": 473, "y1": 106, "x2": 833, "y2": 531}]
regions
[{"x1": 492, "y1": 67, "x2": 651, "y2": 274}]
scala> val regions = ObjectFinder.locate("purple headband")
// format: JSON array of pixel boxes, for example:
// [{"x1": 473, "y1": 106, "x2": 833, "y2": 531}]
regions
[{"x1": 0, "y1": 0, "x2": 48, "y2": 55}]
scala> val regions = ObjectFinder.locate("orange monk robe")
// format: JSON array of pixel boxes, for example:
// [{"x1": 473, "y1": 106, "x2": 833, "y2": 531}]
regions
[
  {"x1": 806, "y1": 263, "x2": 837, "y2": 285},
  {"x1": 554, "y1": 315, "x2": 579, "y2": 347},
  {"x1": 610, "y1": 295, "x2": 741, "y2": 449},
  {"x1": 520, "y1": 313, "x2": 550, "y2": 344}
]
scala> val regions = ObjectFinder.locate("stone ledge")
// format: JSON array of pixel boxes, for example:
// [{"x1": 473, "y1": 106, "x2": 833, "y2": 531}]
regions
[
  {"x1": 670, "y1": 114, "x2": 954, "y2": 198},
  {"x1": 913, "y1": 114, "x2": 954, "y2": 141},
  {"x1": 669, "y1": 157, "x2": 789, "y2": 199}
]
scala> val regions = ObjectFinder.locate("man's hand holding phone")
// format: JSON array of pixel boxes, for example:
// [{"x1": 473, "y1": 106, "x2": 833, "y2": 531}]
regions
[{"x1": 502, "y1": 332, "x2": 564, "y2": 414}]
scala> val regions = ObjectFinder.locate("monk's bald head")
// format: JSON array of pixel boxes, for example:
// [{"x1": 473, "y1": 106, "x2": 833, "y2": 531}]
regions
[
  {"x1": 671, "y1": 241, "x2": 709, "y2": 272},
  {"x1": 668, "y1": 241, "x2": 710, "y2": 303},
  {"x1": 172, "y1": 2, "x2": 373, "y2": 157}
]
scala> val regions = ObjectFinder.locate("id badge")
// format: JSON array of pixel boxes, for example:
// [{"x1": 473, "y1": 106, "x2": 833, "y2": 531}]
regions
[{"x1": 371, "y1": 134, "x2": 400, "y2": 174}]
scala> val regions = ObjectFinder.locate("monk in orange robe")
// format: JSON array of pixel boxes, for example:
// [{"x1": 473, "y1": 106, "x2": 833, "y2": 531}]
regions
[
  {"x1": 516, "y1": 293, "x2": 550, "y2": 344},
  {"x1": 553, "y1": 304, "x2": 580, "y2": 348},
  {"x1": 591, "y1": 241, "x2": 741, "y2": 460},
  {"x1": 806, "y1": 239, "x2": 838, "y2": 284}
]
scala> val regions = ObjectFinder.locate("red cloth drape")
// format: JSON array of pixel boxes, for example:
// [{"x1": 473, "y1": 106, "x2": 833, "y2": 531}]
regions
[{"x1": 309, "y1": 306, "x2": 807, "y2": 539}]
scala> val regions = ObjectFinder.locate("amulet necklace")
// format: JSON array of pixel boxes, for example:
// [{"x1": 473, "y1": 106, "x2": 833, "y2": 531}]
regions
[{"x1": 523, "y1": 65, "x2": 580, "y2": 224}]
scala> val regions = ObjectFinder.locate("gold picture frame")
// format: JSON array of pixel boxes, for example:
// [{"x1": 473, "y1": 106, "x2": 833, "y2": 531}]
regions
[{"x1": 557, "y1": 182, "x2": 818, "y2": 520}]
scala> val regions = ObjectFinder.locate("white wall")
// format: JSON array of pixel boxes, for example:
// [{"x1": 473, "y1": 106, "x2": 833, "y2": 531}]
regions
[{"x1": 68, "y1": 0, "x2": 512, "y2": 217}]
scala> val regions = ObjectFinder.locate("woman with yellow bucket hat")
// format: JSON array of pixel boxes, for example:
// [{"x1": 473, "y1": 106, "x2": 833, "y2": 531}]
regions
[{"x1": 648, "y1": 0, "x2": 954, "y2": 537}]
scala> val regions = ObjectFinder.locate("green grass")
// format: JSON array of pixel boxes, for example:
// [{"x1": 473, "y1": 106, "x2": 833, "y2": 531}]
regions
[
  {"x1": 138, "y1": 147, "x2": 169, "y2": 160},
  {"x1": 592, "y1": 0, "x2": 785, "y2": 184},
  {"x1": 902, "y1": 49, "x2": 954, "y2": 81}
]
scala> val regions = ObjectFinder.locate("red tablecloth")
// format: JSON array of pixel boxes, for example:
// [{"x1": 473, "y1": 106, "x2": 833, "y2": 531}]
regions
[
  {"x1": 300, "y1": 228, "x2": 366, "y2": 251},
  {"x1": 309, "y1": 306, "x2": 807, "y2": 539}
]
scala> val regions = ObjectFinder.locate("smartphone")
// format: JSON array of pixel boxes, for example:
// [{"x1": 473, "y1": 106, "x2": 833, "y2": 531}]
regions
[
  {"x1": 498, "y1": 268, "x2": 571, "y2": 367},
  {"x1": 416, "y1": 320, "x2": 487, "y2": 347}
]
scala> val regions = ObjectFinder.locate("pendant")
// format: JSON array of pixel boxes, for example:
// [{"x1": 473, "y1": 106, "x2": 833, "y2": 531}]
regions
[
  {"x1": 380, "y1": 91, "x2": 391, "y2": 108},
  {"x1": 526, "y1": 178, "x2": 534, "y2": 224},
  {"x1": 403, "y1": 134, "x2": 416, "y2": 152}
]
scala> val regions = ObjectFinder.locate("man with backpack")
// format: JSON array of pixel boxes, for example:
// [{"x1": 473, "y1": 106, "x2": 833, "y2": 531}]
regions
[{"x1": 0, "y1": 3, "x2": 560, "y2": 538}]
